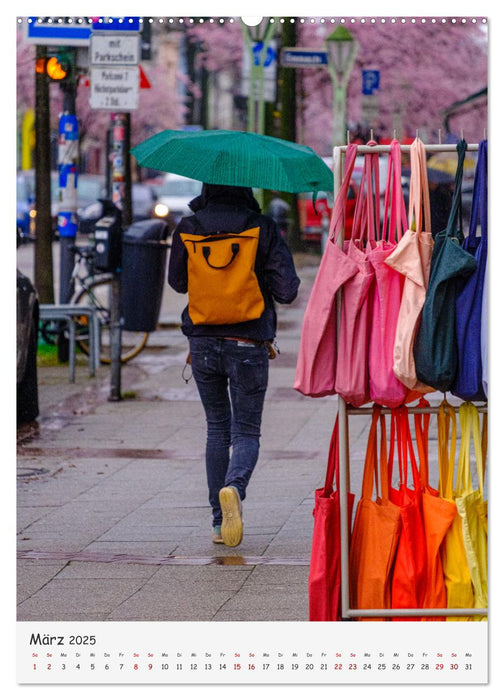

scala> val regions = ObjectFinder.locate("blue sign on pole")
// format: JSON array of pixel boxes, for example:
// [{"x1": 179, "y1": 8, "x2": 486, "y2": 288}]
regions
[
  {"x1": 91, "y1": 17, "x2": 140, "y2": 31},
  {"x1": 281, "y1": 48, "x2": 328, "y2": 67},
  {"x1": 362, "y1": 70, "x2": 380, "y2": 95}
]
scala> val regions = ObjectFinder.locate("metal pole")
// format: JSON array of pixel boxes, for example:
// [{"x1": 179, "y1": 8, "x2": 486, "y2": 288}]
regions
[{"x1": 108, "y1": 112, "x2": 129, "y2": 402}]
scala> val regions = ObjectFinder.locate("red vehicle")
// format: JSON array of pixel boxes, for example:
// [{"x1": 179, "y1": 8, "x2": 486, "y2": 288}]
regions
[{"x1": 298, "y1": 180, "x2": 357, "y2": 244}]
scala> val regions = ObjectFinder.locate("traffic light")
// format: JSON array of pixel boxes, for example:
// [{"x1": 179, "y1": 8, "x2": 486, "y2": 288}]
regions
[{"x1": 35, "y1": 49, "x2": 74, "y2": 82}]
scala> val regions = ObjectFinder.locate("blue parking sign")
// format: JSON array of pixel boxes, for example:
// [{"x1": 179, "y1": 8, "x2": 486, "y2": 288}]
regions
[{"x1": 362, "y1": 70, "x2": 380, "y2": 95}]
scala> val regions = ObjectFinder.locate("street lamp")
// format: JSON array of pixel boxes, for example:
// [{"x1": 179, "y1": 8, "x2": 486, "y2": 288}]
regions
[{"x1": 325, "y1": 26, "x2": 358, "y2": 146}]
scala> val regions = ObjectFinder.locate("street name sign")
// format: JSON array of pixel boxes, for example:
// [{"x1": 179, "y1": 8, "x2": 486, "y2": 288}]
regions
[{"x1": 281, "y1": 47, "x2": 328, "y2": 67}]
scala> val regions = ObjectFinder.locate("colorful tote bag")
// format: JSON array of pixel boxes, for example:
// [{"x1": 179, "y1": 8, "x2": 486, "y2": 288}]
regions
[
  {"x1": 294, "y1": 146, "x2": 359, "y2": 397},
  {"x1": 334, "y1": 144, "x2": 379, "y2": 406},
  {"x1": 367, "y1": 139, "x2": 412, "y2": 407},
  {"x1": 455, "y1": 402, "x2": 488, "y2": 619},
  {"x1": 388, "y1": 406, "x2": 428, "y2": 619},
  {"x1": 437, "y1": 400, "x2": 476, "y2": 620},
  {"x1": 385, "y1": 138, "x2": 434, "y2": 394},
  {"x1": 413, "y1": 140, "x2": 478, "y2": 392},
  {"x1": 452, "y1": 139, "x2": 488, "y2": 401},
  {"x1": 349, "y1": 406, "x2": 401, "y2": 619},
  {"x1": 308, "y1": 414, "x2": 355, "y2": 621},
  {"x1": 413, "y1": 401, "x2": 457, "y2": 620}
]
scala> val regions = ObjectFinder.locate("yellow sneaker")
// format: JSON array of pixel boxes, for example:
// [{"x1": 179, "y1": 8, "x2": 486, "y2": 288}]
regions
[
  {"x1": 219, "y1": 486, "x2": 243, "y2": 547},
  {"x1": 212, "y1": 525, "x2": 224, "y2": 544}
]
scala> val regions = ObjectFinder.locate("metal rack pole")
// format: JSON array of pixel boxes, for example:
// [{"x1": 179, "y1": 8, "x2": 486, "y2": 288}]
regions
[{"x1": 333, "y1": 140, "x2": 487, "y2": 620}]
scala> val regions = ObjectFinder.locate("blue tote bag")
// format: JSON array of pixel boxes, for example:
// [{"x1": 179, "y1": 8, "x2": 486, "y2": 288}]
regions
[
  {"x1": 452, "y1": 139, "x2": 488, "y2": 401},
  {"x1": 413, "y1": 140, "x2": 477, "y2": 392}
]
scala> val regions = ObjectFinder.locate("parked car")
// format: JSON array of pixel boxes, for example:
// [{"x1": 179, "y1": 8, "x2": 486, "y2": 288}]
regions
[
  {"x1": 151, "y1": 173, "x2": 202, "y2": 232},
  {"x1": 16, "y1": 170, "x2": 59, "y2": 239},
  {"x1": 17, "y1": 269, "x2": 39, "y2": 424}
]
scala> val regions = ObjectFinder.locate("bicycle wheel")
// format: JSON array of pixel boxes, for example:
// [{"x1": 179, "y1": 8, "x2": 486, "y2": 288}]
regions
[{"x1": 72, "y1": 277, "x2": 149, "y2": 363}]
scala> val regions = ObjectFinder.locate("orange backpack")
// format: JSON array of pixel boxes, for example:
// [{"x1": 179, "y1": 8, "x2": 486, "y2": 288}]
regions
[{"x1": 179, "y1": 227, "x2": 265, "y2": 325}]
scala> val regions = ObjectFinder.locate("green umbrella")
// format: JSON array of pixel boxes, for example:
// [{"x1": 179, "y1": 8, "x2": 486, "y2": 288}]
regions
[{"x1": 131, "y1": 129, "x2": 334, "y2": 194}]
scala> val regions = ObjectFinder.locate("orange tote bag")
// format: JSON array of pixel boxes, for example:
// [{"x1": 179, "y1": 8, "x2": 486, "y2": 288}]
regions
[
  {"x1": 349, "y1": 406, "x2": 401, "y2": 620},
  {"x1": 413, "y1": 401, "x2": 457, "y2": 620}
]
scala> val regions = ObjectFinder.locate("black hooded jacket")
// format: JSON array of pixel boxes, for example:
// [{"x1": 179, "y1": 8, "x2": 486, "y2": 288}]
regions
[{"x1": 168, "y1": 184, "x2": 300, "y2": 341}]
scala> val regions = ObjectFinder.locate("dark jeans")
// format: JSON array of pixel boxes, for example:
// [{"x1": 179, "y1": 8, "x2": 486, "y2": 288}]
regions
[{"x1": 188, "y1": 336, "x2": 269, "y2": 527}]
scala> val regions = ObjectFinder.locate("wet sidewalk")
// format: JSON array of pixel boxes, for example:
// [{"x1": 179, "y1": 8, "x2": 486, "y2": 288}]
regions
[{"x1": 17, "y1": 248, "x2": 365, "y2": 622}]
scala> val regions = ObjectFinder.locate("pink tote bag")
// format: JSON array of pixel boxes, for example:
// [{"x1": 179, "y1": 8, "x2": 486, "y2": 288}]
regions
[
  {"x1": 385, "y1": 138, "x2": 434, "y2": 393},
  {"x1": 334, "y1": 144, "x2": 379, "y2": 406},
  {"x1": 367, "y1": 139, "x2": 415, "y2": 407},
  {"x1": 294, "y1": 146, "x2": 359, "y2": 397}
]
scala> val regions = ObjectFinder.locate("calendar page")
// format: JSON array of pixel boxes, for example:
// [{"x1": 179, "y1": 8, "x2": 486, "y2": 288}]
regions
[{"x1": 13, "y1": 2, "x2": 495, "y2": 694}]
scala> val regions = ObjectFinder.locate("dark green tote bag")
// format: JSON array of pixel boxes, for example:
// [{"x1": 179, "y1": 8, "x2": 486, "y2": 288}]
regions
[{"x1": 413, "y1": 140, "x2": 478, "y2": 392}]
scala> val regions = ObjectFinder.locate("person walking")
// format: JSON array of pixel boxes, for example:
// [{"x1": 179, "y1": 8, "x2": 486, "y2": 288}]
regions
[{"x1": 168, "y1": 183, "x2": 300, "y2": 547}]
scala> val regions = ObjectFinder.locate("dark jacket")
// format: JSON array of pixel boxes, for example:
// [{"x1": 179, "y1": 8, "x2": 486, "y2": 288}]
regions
[{"x1": 168, "y1": 184, "x2": 300, "y2": 341}]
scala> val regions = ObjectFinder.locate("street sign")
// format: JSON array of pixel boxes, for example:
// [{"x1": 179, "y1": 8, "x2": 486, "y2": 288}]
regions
[
  {"x1": 362, "y1": 70, "x2": 380, "y2": 95},
  {"x1": 24, "y1": 17, "x2": 140, "y2": 46},
  {"x1": 91, "y1": 17, "x2": 141, "y2": 32},
  {"x1": 24, "y1": 17, "x2": 92, "y2": 46},
  {"x1": 281, "y1": 47, "x2": 328, "y2": 67},
  {"x1": 241, "y1": 40, "x2": 277, "y2": 102},
  {"x1": 89, "y1": 67, "x2": 140, "y2": 111},
  {"x1": 90, "y1": 34, "x2": 140, "y2": 66}
]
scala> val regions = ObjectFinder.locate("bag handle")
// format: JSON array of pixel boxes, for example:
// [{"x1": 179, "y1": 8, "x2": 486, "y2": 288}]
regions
[
  {"x1": 328, "y1": 143, "x2": 359, "y2": 242},
  {"x1": 361, "y1": 405, "x2": 382, "y2": 500},
  {"x1": 408, "y1": 138, "x2": 432, "y2": 234},
  {"x1": 323, "y1": 413, "x2": 340, "y2": 496},
  {"x1": 203, "y1": 243, "x2": 239, "y2": 269},
  {"x1": 437, "y1": 399, "x2": 457, "y2": 499},
  {"x1": 350, "y1": 142, "x2": 381, "y2": 244},
  {"x1": 467, "y1": 139, "x2": 488, "y2": 247},
  {"x1": 456, "y1": 402, "x2": 485, "y2": 498},
  {"x1": 381, "y1": 139, "x2": 407, "y2": 243},
  {"x1": 389, "y1": 406, "x2": 422, "y2": 492},
  {"x1": 445, "y1": 139, "x2": 467, "y2": 237},
  {"x1": 413, "y1": 397, "x2": 432, "y2": 489}
]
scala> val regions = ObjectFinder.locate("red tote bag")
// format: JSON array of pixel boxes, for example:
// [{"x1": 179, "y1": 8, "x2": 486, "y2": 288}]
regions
[
  {"x1": 388, "y1": 406, "x2": 428, "y2": 619},
  {"x1": 308, "y1": 413, "x2": 355, "y2": 621},
  {"x1": 294, "y1": 146, "x2": 359, "y2": 397},
  {"x1": 334, "y1": 144, "x2": 379, "y2": 406}
]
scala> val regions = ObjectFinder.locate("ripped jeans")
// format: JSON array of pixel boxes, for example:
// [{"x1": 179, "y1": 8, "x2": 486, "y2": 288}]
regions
[{"x1": 188, "y1": 336, "x2": 269, "y2": 527}]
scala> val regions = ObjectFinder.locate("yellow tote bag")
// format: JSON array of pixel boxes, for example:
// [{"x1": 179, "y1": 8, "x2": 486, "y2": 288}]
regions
[
  {"x1": 180, "y1": 227, "x2": 265, "y2": 325},
  {"x1": 455, "y1": 402, "x2": 488, "y2": 620},
  {"x1": 437, "y1": 400, "x2": 475, "y2": 621}
]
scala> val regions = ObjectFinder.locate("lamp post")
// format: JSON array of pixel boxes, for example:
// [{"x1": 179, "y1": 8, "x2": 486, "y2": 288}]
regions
[{"x1": 325, "y1": 26, "x2": 358, "y2": 146}]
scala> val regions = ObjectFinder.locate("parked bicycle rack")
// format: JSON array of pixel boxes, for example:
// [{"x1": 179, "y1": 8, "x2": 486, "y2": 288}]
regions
[
  {"x1": 39, "y1": 304, "x2": 101, "y2": 382},
  {"x1": 332, "y1": 141, "x2": 488, "y2": 620}
]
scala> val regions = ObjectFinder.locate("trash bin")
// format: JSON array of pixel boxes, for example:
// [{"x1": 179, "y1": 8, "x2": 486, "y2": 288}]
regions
[{"x1": 120, "y1": 219, "x2": 169, "y2": 332}]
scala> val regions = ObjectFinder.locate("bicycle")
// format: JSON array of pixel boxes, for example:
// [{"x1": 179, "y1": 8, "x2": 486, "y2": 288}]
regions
[{"x1": 40, "y1": 244, "x2": 149, "y2": 363}]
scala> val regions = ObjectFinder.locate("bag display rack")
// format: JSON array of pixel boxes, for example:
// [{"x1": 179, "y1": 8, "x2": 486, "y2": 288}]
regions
[{"x1": 331, "y1": 141, "x2": 488, "y2": 620}]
